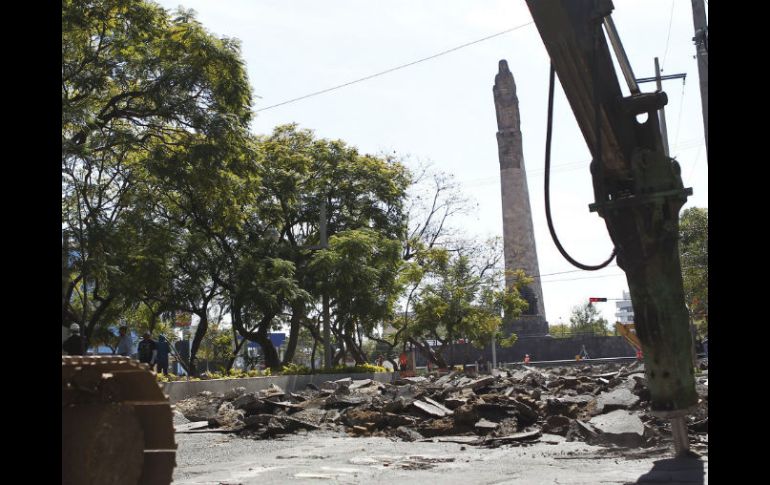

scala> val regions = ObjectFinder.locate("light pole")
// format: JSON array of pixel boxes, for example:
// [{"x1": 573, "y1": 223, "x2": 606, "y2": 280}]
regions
[{"x1": 304, "y1": 202, "x2": 332, "y2": 369}]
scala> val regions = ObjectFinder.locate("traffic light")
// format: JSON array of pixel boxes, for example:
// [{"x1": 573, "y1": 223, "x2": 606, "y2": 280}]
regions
[{"x1": 589, "y1": 297, "x2": 607, "y2": 303}]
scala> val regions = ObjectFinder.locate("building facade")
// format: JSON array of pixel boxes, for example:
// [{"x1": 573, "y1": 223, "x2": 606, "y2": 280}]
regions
[{"x1": 615, "y1": 290, "x2": 634, "y2": 323}]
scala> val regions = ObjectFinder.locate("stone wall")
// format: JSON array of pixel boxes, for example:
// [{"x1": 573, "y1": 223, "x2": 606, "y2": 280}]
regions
[
  {"x1": 412, "y1": 335, "x2": 636, "y2": 366},
  {"x1": 162, "y1": 371, "x2": 396, "y2": 403}
]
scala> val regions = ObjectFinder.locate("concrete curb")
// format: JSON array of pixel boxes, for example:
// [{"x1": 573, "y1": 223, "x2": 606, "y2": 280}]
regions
[{"x1": 162, "y1": 372, "x2": 396, "y2": 402}]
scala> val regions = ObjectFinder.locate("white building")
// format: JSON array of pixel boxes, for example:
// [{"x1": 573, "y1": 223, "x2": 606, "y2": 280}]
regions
[{"x1": 615, "y1": 291, "x2": 634, "y2": 323}]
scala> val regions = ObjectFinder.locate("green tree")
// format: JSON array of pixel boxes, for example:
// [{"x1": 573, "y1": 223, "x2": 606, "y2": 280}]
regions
[
  {"x1": 569, "y1": 303, "x2": 610, "y2": 336},
  {"x1": 62, "y1": 0, "x2": 255, "y2": 348},
  {"x1": 401, "y1": 242, "x2": 530, "y2": 367},
  {"x1": 197, "y1": 323, "x2": 234, "y2": 372},
  {"x1": 217, "y1": 125, "x2": 410, "y2": 371},
  {"x1": 679, "y1": 207, "x2": 708, "y2": 337},
  {"x1": 548, "y1": 323, "x2": 571, "y2": 338},
  {"x1": 310, "y1": 229, "x2": 404, "y2": 364}
]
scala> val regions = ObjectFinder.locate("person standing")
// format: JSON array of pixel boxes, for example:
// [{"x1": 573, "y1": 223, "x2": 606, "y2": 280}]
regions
[
  {"x1": 116, "y1": 326, "x2": 133, "y2": 357},
  {"x1": 63, "y1": 324, "x2": 85, "y2": 355},
  {"x1": 137, "y1": 333, "x2": 157, "y2": 370},
  {"x1": 155, "y1": 335, "x2": 171, "y2": 375},
  {"x1": 580, "y1": 345, "x2": 590, "y2": 360}
]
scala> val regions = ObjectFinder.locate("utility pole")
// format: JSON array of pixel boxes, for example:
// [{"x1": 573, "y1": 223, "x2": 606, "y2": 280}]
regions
[
  {"x1": 654, "y1": 58, "x2": 670, "y2": 157},
  {"x1": 319, "y1": 203, "x2": 332, "y2": 369},
  {"x1": 691, "y1": 0, "x2": 708, "y2": 159},
  {"x1": 490, "y1": 335, "x2": 497, "y2": 369},
  {"x1": 304, "y1": 202, "x2": 333, "y2": 369},
  {"x1": 635, "y1": 68, "x2": 686, "y2": 156}
]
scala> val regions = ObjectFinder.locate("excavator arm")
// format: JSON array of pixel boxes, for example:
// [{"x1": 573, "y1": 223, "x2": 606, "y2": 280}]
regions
[
  {"x1": 525, "y1": 0, "x2": 697, "y2": 455},
  {"x1": 615, "y1": 322, "x2": 641, "y2": 353}
]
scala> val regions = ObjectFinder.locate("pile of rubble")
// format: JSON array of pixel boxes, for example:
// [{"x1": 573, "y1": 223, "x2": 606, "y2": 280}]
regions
[{"x1": 173, "y1": 361, "x2": 708, "y2": 450}]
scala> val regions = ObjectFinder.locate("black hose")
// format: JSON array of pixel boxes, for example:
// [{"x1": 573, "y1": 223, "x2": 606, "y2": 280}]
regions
[{"x1": 543, "y1": 61, "x2": 616, "y2": 271}]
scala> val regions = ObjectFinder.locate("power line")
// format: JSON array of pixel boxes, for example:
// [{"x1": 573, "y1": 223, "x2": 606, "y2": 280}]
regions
[
  {"x1": 687, "y1": 144, "x2": 704, "y2": 182},
  {"x1": 255, "y1": 22, "x2": 534, "y2": 112},
  {"x1": 540, "y1": 272, "x2": 626, "y2": 283},
  {"x1": 535, "y1": 258, "x2": 705, "y2": 282},
  {"x1": 457, "y1": 133, "x2": 703, "y2": 189},
  {"x1": 458, "y1": 159, "x2": 590, "y2": 187},
  {"x1": 536, "y1": 265, "x2": 618, "y2": 278},
  {"x1": 661, "y1": 0, "x2": 676, "y2": 70},
  {"x1": 672, "y1": 80, "x2": 688, "y2": 151}
]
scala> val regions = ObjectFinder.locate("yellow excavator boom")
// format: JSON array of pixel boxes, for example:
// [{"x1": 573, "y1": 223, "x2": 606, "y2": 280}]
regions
[{"x1": 615, "y1": 323, "x2": 641, "y2": 352}]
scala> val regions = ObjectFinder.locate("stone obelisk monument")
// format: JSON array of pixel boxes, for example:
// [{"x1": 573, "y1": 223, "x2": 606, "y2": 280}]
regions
[{"x1": 493, "y1": 59, "x2": 548, "y2": 335}]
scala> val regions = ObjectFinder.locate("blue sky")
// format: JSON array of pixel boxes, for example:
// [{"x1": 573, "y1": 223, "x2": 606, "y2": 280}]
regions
[{"x1": 155, "y1": 0, "x2": 708, "y2": 326}]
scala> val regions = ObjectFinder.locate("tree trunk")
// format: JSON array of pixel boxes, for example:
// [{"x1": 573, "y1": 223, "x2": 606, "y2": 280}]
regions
[
  {"x1": 255, "y1": 331, "x2": 281, "y2": 370},
  {"x1": 310, "y1": 338, "x2": 317, "y2": 373},
  {"x1": 225, "y1": 335, "x2": 248, "y2": 373},
  {"x1": 148, "y1": 308, "x2": 159, "y2": 334},
  {"x1": 408, "y1": 338, "x2": 446, "y2": 368},
  {"x1": 84, "y1": 295, "x2": 114, "y2": 350},
  {"x1": 343, "y1": 334, "x2": 367, "y2": 365},
  {"x1": 230, "y1": 298, "x2": 280, "y2": 371},
  {"x1": 282, "y1": 300, "x2": 304, "y2": 366},
  {"x1": 189, "y1": 312, "x2": 208, "y2": 376}
]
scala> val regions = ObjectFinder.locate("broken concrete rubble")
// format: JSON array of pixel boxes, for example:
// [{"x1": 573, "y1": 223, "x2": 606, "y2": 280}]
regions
[
  {"x1": 593, "y1": 387, "x2": 640, "y2": 415},
  {"x1": 542, "y1": 415, "x2": 571, "y2": 436},
  {"x1": 173, "y1": 361, "x2": 708, "y2": 451},
  {"x1": 588, "y1": 410, "x2": 646, "y2": 448}
]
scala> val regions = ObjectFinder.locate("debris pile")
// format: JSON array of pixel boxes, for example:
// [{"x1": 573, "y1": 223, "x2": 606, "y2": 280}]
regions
[{"x1": 173, "y1": 361, "x2": 708, "y2": 450}]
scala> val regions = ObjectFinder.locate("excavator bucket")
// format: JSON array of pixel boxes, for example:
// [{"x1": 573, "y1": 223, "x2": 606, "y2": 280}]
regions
[{"x1": 62, "y1": 356, "x2": 176, "y2": 485}]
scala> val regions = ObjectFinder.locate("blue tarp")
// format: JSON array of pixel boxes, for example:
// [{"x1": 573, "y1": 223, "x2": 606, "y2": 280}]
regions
[
  {"x1": 238, "y1": 333, "x2": 286, "y2": 348},
  {"x1": 269, "y1": 333, "x2": 286, "y2": 347}
]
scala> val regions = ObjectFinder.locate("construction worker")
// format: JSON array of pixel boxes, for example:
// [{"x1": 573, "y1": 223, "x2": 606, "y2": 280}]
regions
[
  {"x1": 116, "y1": 326, "x2": 133, "y2": 357},
  {"x1": 579, "y1": 345, "x2": 590, "y2": 360},
  {"x1": 63, "y1": 324, "x2": 85, "y2": 355},
  {"x1": 156, "y1": 335, "x2": 171, "y2": 375},
  {"x1": 137, "y1": 333, "x2": 158, "y2": 369}
]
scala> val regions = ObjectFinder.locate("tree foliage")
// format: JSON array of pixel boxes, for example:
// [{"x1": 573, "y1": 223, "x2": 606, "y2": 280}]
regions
[
  {"x1": 679, "y1": 207, "x2": 707, "y2": 336},
  {"x1": 392, "y1": 239, "x2": 530, "y2": 367},
  {"x1": 547, "y1": 323, "x2": 572, "y2": 338},
  {"x1": 62, "y1": 0, "x2": 512, "y2": 375},
  {"x1": 62, "y1": 0, "x2": 254, "y2": 347},
  {"x1": 569, "y1": 303, "x2": 610, "y2": 336}
]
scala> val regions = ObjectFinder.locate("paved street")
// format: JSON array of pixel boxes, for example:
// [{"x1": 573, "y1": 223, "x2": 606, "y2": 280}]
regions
[{"x1": 173, "y1": 431, "x2": 707, "y2": 485}]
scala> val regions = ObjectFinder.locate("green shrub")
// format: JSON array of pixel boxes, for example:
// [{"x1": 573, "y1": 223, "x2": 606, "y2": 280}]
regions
[
  {"x1": 281, "y1": 363, "x2": 311, "y2": 375},
  {"x1": 155, "y1": 372, "x2": 200, "y2": 382}
]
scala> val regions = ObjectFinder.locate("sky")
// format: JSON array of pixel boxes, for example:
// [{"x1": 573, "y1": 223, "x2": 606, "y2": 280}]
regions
[{"x1": 155, "y1": 0, "x2": 708, "y2": 327}]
